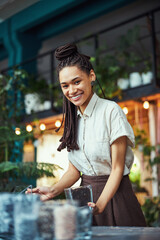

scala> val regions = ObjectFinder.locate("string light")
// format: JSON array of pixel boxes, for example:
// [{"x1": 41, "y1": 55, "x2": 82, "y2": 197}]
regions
[
  {"x1": 122, "y1": 107, "x2": 128, "y2": 115},
  {"x1": 143, "y1": 101, "x2": 149, "y2": 109},
  {"x1": 40, "y1": 123, "x2": 46, "y2": 131},
  {"x1": 26, "y1": 124, "x2": 33, "y2": 132},
  {"x1": 55, "y1": 120, "x2": 61, "y2": 128},
  {"x1": 15, "y1": 127, "x2": 21, "y2": 135}
]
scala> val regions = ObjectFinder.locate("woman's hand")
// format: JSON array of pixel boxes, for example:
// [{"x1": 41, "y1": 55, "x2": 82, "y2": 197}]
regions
[
  {"x1": 88, "y1": 202, "x2": 102, "y2": 215},
  {"x1": 26, "y1": 162, "x2": 80, "y2": 201},
  {"x1": 26, "y1": 186, "x2": 55, "y2": 201}
]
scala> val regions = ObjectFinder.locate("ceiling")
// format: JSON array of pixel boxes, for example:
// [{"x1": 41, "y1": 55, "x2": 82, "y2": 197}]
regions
[{"x1": 0, "y1": 0, "x2": 40, "y2": 23}]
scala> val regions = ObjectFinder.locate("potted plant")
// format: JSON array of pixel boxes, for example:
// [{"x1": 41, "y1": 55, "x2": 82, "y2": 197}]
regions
[{"x1": 89, "y1": 25, "x2": 152, "y2": 99}]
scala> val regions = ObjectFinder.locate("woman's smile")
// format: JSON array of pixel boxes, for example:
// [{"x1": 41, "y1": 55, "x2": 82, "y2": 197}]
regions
[{"x1": 70, "y1": 93, "x2": 83, "y2": 101}]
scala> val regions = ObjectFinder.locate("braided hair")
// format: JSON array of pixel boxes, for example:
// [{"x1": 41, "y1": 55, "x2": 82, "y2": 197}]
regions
[{"x1": 55, "y1": 43, "x2": 94, "y2": 152}]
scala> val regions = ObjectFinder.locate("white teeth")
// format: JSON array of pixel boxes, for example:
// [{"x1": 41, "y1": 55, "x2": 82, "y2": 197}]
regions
[{"x1": 71, "y1": 94, "x2": 81, "y2": 100}]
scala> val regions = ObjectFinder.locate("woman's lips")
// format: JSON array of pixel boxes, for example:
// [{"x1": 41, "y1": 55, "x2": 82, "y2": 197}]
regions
[{"x1": 71, "y1": 93, "x2": 83, "y2": 101}]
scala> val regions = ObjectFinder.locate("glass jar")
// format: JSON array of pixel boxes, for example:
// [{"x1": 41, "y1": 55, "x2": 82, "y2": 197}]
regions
[
  {"x1": 77, "y1": 206, "x2": 92, "y2": 239},
  {"x1": 0, "y1": 193, "x2": 15, "y2": 239},
  {"x1": 14, "y1": 194, "x2": 40, "y2": 240},
  {"x1": 64, "y1": 185, "x2": 93, "y2": 207},
  {"x1": 38, "y1": 200, "x2": 55, "y2": 240},
  {"x1": 53, "y1": 200, "x2": 79, "y2": 240}
]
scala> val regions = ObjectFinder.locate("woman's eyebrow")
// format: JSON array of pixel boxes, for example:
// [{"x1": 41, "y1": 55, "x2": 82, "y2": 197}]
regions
[{"x1": 60, "y1": 77, "x2": 80, "y2": 85}]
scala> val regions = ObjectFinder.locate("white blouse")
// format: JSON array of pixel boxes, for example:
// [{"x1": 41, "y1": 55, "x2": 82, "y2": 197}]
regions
[{"x1": 68, "y1": 93, "x2": 135, "y2": 176}]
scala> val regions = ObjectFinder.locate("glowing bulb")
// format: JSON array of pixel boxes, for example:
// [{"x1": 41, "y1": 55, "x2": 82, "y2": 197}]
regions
[
  {"x1": 143, "y1": 101, "x2": 149, "y2": 109},
  {"x1": 15, "y1": 127, "x2": 21, "y2": 135},
  {"x1": 122, "y1": 107, "x2": 128, "y2": 115},
  {"x1": 40, "y1": 123, "x2": 46, "y2": 131},
  {"x1": 55, "y1": 120, "x2": 61, "y2": 128},
  {"x1": 26, "y1": 124, "x2": 32, "y2": 132}
]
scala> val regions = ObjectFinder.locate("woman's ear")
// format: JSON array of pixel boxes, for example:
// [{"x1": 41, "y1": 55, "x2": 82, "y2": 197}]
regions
[{"x1": 90, "y1": 69, "x2": 96, "y2": 83}]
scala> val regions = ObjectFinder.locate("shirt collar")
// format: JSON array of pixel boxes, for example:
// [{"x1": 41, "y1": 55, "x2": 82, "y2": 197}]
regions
[{"x1": 77, "y1": 93, "x2": 99, "y2": 118}]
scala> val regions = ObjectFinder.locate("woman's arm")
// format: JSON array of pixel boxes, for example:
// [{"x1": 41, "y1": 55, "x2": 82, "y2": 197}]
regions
[
  {"x1": 88, "y1": 136, "x2": 127, "y2": 214},
  {"x1": 26, "y1": 162, "x2": 80, "y2": 201},
  {"x1": 51, "y1": 161, "x2": 80, "y2": 196}
]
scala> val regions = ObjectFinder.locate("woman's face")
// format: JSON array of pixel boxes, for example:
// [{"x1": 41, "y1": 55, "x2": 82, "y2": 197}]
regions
[{"x1": 59, "y1": 66, "x2": 95, "y2": 114}]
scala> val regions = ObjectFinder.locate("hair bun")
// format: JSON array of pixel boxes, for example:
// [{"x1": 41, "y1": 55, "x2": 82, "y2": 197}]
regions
[{"x1": 55, "y1": 43, "x2": 78, "y2": 61}]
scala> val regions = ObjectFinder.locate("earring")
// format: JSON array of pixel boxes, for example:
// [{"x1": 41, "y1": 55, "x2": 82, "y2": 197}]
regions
[{"x1": 91, "y1": 81, "x2": 95, "y2": 86}]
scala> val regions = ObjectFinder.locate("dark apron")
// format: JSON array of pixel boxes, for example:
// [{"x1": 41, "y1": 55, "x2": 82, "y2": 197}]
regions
[{"x1": 81, "y1": 174, "x2": 146, "y2": 227}]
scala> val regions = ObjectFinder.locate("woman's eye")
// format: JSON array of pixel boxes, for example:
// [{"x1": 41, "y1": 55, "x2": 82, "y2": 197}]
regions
[
  {"x1": 75, "y1": 80, "x2": 80, "y2": 85},
  {"x1": 62, "y1": 85, "x2": 68, "y2": 89}
]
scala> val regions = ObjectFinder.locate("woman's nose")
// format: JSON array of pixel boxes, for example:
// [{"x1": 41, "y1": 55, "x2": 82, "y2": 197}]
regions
[{"x1": 69, "y1": 85, "x2": 77, "y2": 94}]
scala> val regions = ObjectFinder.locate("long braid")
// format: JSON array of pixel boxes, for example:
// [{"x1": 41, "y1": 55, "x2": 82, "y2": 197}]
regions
[{"x1": 57, "y1": 96, "x2": 79, "y2": 151}]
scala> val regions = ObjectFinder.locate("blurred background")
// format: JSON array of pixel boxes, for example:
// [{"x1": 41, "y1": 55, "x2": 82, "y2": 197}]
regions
[{"x1": 0, "y1": 0, "x2": 160, "y2": 226}]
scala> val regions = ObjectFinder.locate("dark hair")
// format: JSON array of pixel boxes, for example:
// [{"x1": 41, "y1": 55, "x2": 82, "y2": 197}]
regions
[
  {"x1": 55, "y1": 43, "x2": 94, "y2": 152},
  {"x1": 55, "y1": 43, "x2": 93, "y2": 76}
]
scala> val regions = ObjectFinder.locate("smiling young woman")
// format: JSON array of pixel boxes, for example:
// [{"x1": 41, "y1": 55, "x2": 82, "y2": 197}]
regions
[{"x1": 26, "y1": 43, "x2": 146, "y2": 227}]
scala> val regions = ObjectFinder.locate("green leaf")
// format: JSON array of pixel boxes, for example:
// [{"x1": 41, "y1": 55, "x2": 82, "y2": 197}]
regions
[{"x1": 0, "y1": 162, "x2": 18, "y2": 173}]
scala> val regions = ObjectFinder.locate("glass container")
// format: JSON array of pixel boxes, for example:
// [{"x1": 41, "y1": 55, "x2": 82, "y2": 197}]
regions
[
  {"x1": 64, "y1": 185, "x2": 93, "y2": 207},
  {"x1": 0, "y1": 193, "x2": 15, "y2": 239},
  {"x1": 38, "y1": 200, "x2": 55, "y2": 240},
  {"x1": 53, "y1": 200, "x2": 79, "y2": 240},
  {"x1": 14, "y1": 194, "x2": 40, "y2": 240}
]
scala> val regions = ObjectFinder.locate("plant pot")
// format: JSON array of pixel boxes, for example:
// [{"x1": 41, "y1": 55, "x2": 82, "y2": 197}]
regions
[
  {"x1": 117, "y1": 78, "x2": 129, "y2": 90},
  {"x1": 142, "y1": 71, "x2": 153, "y2": 85},
  {"x1": 129, "y1": 72, "x2": 142, "y2": 88}
]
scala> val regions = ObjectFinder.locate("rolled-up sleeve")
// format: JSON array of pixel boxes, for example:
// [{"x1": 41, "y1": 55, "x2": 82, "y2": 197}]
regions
[{"x1": 109, "y1": 104, "x2": 135, "y2": 147}]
